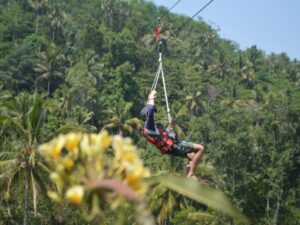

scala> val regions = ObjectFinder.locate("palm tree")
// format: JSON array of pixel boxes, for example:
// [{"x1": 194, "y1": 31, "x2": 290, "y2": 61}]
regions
[
  {"x1": 47, "y1": 4, "x2": 68, "y2": 42},
  {"x1": 169, "y1": 103, "x2": 191, "y2": 140},
  {"x1": 55, "y1": 105, "x2": 96, "y2": 135},
  {"x1": 102, "y1": 101, "x2": 141, "y2": 136},
  {"x1": 207, "y1": 51, "x2": 227, "y2": 78},
  {"x1": 205, "y1": 84, "x2": 220, "y2": 113},
  {"x1": 34, "y1": 44, "x2": 67, "y2": 96},
  {"x1": 100, "y1": 0, "x2": 130, "y2": 31},
  {"x1": 82, "y1": 49, "x2": 105, "y2": 86},
  {"x1": 27, "y1": 0, "x2": 48, "y2": 34},
  {"x1": 240, "y1": 61, "x2": 256, "y2": 85},
  {"x1": 147, "y1": 179, "x2": 185, "y2": 225},
  {"x1": 185, "y1": 89, "x2": 205, "y2": 116},
  {"x1": 0, "y1": 91, "x2": 56, "y2": 225}
]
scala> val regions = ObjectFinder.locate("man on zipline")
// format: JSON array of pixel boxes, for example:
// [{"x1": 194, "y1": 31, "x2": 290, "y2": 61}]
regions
[{"x1": 140, "y1": 90, "x2": 205, "y2": 180}]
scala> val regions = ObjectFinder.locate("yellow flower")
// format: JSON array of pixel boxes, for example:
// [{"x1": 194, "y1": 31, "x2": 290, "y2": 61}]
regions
[
  {"x1": 80, "y1": 134, "x2": 91, "y2": 156},
  {"x1": 113, "y1": 136, "x2": 137, "y2": 161},
  {"x1": 65, "y1": 132, "x2": 82, "y2": 152},
  {"x1": 97, "y1": 130, "x2": 112, "y2": 151},
  {"x1": 113, "y1": 136, "x2": 130, "y2": 150},
  {"x1": 95, "y1": 157, "x2": 103, "y2": 173},
  {"x1": 50, "y1": 172, "x2": 64, "y2": 189},
  {"x1": 90, "y1": 131, "x2": 112, "y2": 150},
  {"x1": 126, "y1": 179, "x2": 148, "y2": 195},
  {"x1": 65, "y1": 185, "x2": 84, "y2": 205},
  {"x1": 51, "y1": 136, "x2": 65, "y2": 158},
  {"x1": 39, "y1": 131, "x2": 151, "y2": 205},
  {"x1": 126, "y1": 164, "x2": 150, "y2": 183},
  {"x1": 61, "y1": 157, "x2": 74, "y2": 170}
]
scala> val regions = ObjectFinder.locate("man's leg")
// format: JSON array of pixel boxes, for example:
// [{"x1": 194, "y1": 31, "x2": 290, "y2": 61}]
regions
[
  {"x1": 144, "y1": 105, "x2": 157, "y2": 132},
  {"x1": 184, "y1": 153, "x2": 194, "y2": 176},
  {"x1": 186, "y1": 143, "x2": 205, "y2": 178}
]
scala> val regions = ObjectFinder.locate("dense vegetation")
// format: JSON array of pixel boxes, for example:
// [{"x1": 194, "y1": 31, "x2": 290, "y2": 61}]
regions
[{"x1": 0, "y1": 0, "x2": 299, "y2": 224}]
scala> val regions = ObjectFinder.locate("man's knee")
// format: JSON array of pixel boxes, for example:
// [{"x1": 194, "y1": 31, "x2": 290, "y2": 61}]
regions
[
  {"x1": 193, "y1": 143, "x2": 205, "y2": 152},
  {"x1": 186, "y1": 152, "x2": 195, "y2": 160}
]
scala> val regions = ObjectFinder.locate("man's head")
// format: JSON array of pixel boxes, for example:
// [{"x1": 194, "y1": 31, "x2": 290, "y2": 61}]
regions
[{"x1": 139, "y1": 107, "x2": 148, "y2": 121}]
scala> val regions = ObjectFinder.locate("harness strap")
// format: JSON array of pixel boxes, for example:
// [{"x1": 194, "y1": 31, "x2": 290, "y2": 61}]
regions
[{"x1": 143, "y1": 128, "x2": 174, "y2": 153}]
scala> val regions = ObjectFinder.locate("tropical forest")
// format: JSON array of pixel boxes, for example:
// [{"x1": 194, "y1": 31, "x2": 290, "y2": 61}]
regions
[{"x1": 0, "y1": 0, "x2": 299, "y2": 225}]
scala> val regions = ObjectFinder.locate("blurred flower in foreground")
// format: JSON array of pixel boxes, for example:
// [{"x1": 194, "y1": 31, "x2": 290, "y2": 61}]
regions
[
  {"x1": 38, "y1": 131, "x2": 150, "y2": 207},
  {"x1": 65, "y1": 185, "x2": 84, "y2": 205}
]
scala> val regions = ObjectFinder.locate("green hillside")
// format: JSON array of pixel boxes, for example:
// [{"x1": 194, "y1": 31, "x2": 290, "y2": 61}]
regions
[{"x1": 0, "y1": 0, "x2": 299, "y2": 224}]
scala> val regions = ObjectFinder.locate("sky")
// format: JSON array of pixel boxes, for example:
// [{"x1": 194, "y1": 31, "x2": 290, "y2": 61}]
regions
[{"x1": 152, "y1": 0, "x2": 300, "y2": 60}]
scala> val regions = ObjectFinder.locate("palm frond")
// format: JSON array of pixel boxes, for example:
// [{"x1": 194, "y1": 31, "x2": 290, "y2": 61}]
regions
[
  {"x1": 123, "y1": 124, "x2": 133, "y2": 134},
  {"x1": 187, "y1": 211, "x2": 214, "y2": 220},
  {"x1": 0, "y1": 159, "x2": 18, "y2": 172},
  {"x1": 0, "y1": 160, "x2": 20, "y2": 189},
  {"x1": 34, "y1": 64, "x2": 48, "y2": 73},
  {"x1": 53, "y1": 122, "x2": 88, "y2": 136},
  {"x1": 0, "y1": 151, "x2": 19, "y2": 160},
  {"x1": 158, "y1": 191, "x2": 176, "y2": 223},
  {"x1": 0, "y1": 115, "x2": 26, "y2": 136},
  {"x1": 125, "y1": 117, "x2": 142, "y2": 126},
  {"x1": 102, "y1": 123, "x2": 116, "y2": 131},
  {"x1": 31, "y1": 171, "x2": 38, "y2": 217},
  {"x1": 37, "y1": 162, "x2": 52, "y2": 174}
]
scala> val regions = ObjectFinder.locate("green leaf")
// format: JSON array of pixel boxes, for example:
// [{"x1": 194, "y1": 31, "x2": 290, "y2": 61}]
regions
[{"x1": 147, "y1": 175, "x2": 249, "y2": 224}]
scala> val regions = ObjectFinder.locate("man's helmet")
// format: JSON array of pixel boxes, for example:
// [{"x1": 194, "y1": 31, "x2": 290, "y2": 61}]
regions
[{"x1": 139, "y1": 107, "x2": 148, "y2": 121}]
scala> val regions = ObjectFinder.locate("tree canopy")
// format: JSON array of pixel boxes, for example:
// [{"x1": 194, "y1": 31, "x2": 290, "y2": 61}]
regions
[{"x1": 0, "y1": 0, "x2": 299, "y2": 224}]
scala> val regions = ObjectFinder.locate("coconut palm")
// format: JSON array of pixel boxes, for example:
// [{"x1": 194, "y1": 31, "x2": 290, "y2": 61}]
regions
[
  {"x1": 147, "y1": 178, "x2": 185, "y2": 225},
  {"x1": 82, "y1": 49, "x2": 105, "y2": 86},
  {"x1": 0, "y1": 91, "x2": 56, "y2": 225},
  {"x1": 168, "y1": 103, "x2": 191, "y2": 140},
  {"x1": 100, "y1": 0, "x2": 130, "y2": 31},
  {"x1": 185, "y1": 89, "x2": 205, "y2": 116},
  {"x1": 205, "y1": 84, "x2": 220, "y2": 113},
  {"x1": 55, "y1": 105, "x2": 96, "y2": 135},
  {"x1": 34, "y1": 44, "x2": 67, "y2": 96},
  {"x1": 47, "y1": 4, "x2": 68, "y2": 42},
  {"x1": 207, "y1": 51, "x2": 228, "y2": 78},
  {"x1": 102, "y1": 101, "x2": 141, "y2": 136},
  {"x1": 27, "y1": 0, "x2": 48, "y2": 34}
]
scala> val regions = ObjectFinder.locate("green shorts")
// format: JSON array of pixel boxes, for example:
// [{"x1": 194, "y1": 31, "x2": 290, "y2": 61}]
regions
[{"x1": 166, "y1": 141, "x2": 194, "y2": 158}]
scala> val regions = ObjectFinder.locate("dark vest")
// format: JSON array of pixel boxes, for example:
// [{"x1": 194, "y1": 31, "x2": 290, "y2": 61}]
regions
[{"x1": 143, "y1": 128, "x2": 174, "y2": 153}]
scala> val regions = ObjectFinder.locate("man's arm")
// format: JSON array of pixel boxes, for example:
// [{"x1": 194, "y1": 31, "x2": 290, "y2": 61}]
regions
[
  {"x1": 147, "y1": 90, "x2": 157, "y2": 105},
  {"x1": 144, "y1": 90, "x2": 158, "y2": 132},
  {"x1": 166, "y1": 122, "x2": 177, "y2": 140}
]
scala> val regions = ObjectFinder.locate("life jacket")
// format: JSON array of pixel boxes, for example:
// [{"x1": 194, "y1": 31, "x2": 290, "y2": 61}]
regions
[{"x1": 143, "y1": 127, "x2": 174, "y2": 154}]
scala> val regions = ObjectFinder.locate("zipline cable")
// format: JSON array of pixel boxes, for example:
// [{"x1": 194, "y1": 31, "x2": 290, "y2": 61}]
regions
[
  {"x1": 150, "y1": 0, "x2": 215, "y2": 123},
  {"x1": 166, "y1": 0, "x2": 182, "y2": 15},
  {"x1": 155, "y1": 0, "x2": 182, "y2": 42},
  {"x1": 151, "y1": 0, "x2": 215, "y2": 55},
  {"x1": 157, "y1": 0, "x2": 182, "y2": 22},
  {"x1": 165, "y1": 0, "x2": 215, "y2": 37}
]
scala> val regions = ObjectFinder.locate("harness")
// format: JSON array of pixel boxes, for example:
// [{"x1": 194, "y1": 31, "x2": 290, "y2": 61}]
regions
[{"x1": 143, "y1": 128, "x2": 174, "y2": 154}]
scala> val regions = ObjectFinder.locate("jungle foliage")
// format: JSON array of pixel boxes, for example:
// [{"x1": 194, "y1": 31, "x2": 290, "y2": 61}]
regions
[{"x1": 0, "y1": 0, "x2": 299, "y2": 224}]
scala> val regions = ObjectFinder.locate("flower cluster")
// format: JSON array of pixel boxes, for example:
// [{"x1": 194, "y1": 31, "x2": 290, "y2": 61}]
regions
[{"x1": 38, "y1": 131, "x2": 150, "y2": 206}]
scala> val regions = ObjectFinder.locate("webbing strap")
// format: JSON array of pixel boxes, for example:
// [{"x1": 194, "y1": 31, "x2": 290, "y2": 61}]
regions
[
  {"x1": 150, "y1": 17, "x2": 172, "y2": 123},
  {"x1": 150, "y1": 52, "x2": 172, "y2": 123},
  {"x1": 151, "y1": 63, "x2": 161, "y2": 91},
  {"x1": 159, "y1": 53, "x2": 171, "y2": 123}
]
